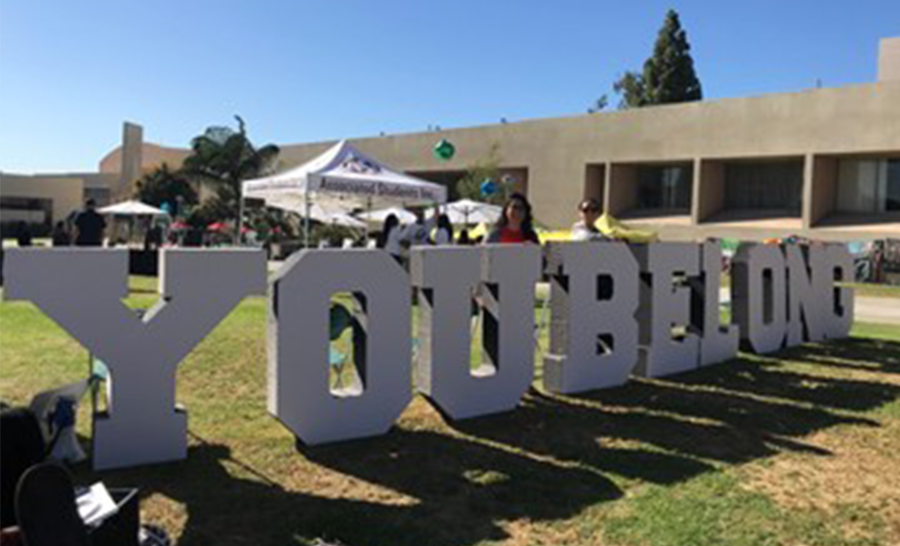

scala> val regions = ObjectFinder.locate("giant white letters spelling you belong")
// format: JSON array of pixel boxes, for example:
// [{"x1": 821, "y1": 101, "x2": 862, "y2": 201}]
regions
[
  {"x1": 3, "y1": 248, "x2": 266, "y2": 470},
  {"x1": 410, "y1": 244, "x2": 541, "y2": 419},
  {"x1": 5, "y1": 242, "x2": 858, "y2": 468},
  {"x1": 541, "y1": 242, "x2": 639, "y2": 393},
  {"x1": 269, "y1": 249, "x2": 412, "y2": 444}
]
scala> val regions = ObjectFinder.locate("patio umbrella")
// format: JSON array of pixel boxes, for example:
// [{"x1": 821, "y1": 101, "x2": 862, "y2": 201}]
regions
[
  {"x1": 98, "y1": 200, "x2": 169, "y2": 244},
  {"x1": 98, "y1": 200, "x2": 168, "y2": 216},
  {"x1": 325, "y1": 212, "x2": 367, "y2": 229},
  {"x1": 355, "y1": 206, "x2": 417, "y2": 225},
  {"x1": 427, "y1": 199, "x2": 501, "y2": 226}
]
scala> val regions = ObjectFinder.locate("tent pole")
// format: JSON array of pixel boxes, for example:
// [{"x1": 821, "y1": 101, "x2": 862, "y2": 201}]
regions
[
  {"x1": 304, "y1": 185, "x2": 311, "y2": 248},
  {"x1": 365, "y1": 197, "x2": 372, "y2": 244},
  {"x1": 237, "y1": 193, "x2": 244, "y2": 246}
]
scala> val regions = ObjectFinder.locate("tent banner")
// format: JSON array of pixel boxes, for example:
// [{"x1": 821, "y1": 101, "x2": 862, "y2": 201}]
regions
[
  {"x1": 317, "y1": 176, "x2": 445, "y2": 202},
  {"x1": 244, "y1": 178, "x2": 298, "y2": 194}
]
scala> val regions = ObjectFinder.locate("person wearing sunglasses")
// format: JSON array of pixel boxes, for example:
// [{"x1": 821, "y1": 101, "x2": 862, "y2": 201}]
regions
[
  {"x1": 485, "y1": 193, "x2": 540, "y2": 244},
  {"x1": 571, "y1": 198, "x2": 606, "y2": 241}
]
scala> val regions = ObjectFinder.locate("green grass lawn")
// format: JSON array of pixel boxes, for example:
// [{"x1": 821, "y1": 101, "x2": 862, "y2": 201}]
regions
[{"x1": 1, "y1": 277, "x2": 899, "y2": 546}]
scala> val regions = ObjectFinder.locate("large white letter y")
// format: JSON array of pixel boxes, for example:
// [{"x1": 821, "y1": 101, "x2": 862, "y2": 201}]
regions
[{"x1": 3, "y1": 248, "x2": 266, "y2": 469}]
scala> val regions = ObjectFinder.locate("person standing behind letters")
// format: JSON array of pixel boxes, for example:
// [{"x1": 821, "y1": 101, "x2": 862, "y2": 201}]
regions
[
  {"x1": 486, "y1": 193, "x2": 540, "y2": 244},
  {"x1": 432, "y1": 213, "x2": 453, "y2": 245},
  {"x1": 73, "y1": 199, "x2": 107, "y2": 247},
  {"x1": 15, "y1": 222, "x2": 32, "y2": 247},
  {"x1": 51, "y1": 221, "x2": 71, "y2": 246},
  {"x1": 571, "y1": 198, "x2": 606, "y2": 241},
  {"x1": 378, "y1": 214, "x2": 404, "y2": 265}
]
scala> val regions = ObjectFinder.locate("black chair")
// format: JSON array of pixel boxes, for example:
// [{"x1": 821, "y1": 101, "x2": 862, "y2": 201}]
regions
[
  {"x1": 15, "y1": 462, "x2": 89, "y2": 546},
  {"x1": 0, "y1": 405, "x2": 46, "y2": 528}
]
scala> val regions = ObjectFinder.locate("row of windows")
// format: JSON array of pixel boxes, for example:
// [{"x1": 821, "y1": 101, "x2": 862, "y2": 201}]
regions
[
  {"x1": 836, "y1": 159, "x2": 900, "y2": 213},
  {"x1": 630, "y1": 158, "x2": 897, "y2": 216},
  {"x1": 635, "y1": 161, "x2": 804, "y2": 214}
]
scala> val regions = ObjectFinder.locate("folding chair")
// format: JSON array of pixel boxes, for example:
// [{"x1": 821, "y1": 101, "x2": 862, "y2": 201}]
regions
[{"x1": 15, "y1": 463, "x2": 89, "y2": 546}]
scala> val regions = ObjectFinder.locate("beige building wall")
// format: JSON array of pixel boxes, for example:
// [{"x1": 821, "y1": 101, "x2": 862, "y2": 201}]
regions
[
  {"x1": 259, "y1": 82, "x2": 899, "y2": 239},
  {"x1": 98, "y1": 142, "x2": 190, "y2": 175},
  {"x1": 117, "y1": 123, "x2": 144, "y2": 200},
  {"x1": 92, "y1": 82, "x2": 899, "y2": 241},
  {"x1": 878, "y1": 37, "x2": 900, "y2": 82},
  {"x1": 693, "y1": 159, "x2": 725, "y2": 223},
  {"x1": 804, "y1": 155, "x2": 838, "y2": 228},
  {"x1": 0, "y1": 173, "x2": 84, "y2": 223}
]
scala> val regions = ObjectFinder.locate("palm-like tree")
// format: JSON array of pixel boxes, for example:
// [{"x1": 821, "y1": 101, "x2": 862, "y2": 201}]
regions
[
  {"x1": 133, "y1": 163, "x2": 198, "y2": 214},
  {"x1": 182, "y1": 116, "x2": 279, "y2": 242}
]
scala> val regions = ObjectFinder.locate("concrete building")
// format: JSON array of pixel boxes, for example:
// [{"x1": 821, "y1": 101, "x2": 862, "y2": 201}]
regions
[
  {"x1": 3, "y1": 38, "x2": 899, "y2": 241},
  {"x1": 1, "y1": 122, "x2": 188, "y2": 233}
]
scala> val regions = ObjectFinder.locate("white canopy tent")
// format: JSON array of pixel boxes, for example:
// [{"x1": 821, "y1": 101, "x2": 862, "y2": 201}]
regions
[
  {"x1": 242, "y1": 140, "x2": 447, "y2": 244},
  {"x1": 427, "y1": 198, "x2": 501, "y2": 226}
]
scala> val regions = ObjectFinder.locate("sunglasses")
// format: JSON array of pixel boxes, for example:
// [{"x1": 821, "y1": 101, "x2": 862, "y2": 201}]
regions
[{"x1": 580, "y1": 206, "x2": 600, "y2": 213}]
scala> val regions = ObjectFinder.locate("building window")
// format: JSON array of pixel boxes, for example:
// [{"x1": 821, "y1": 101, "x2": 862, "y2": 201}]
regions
[
  {"x1": 837, "y1": 158, "x2": 900, "y2": 214},
  {"x1": 0, "y1": 196, "x2": 53, "y2": 225},
  {"x1": 723, "y1": 160, "x2": 803, "y2": 213},
  {"x1": 637, "y1": 165, "x2": 692, "y2": 211},
  {"x1": 84, "y1": 187, "x2": 111, "y2": 207}
]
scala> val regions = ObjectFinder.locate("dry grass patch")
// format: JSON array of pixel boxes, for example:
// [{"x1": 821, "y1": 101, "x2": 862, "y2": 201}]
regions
[{"x1": 743, "y1": 418, "x2": 900, "y2": 541}]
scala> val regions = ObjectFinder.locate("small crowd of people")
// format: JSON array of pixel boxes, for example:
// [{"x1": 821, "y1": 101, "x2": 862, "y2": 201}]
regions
[
  {"x1": 10, "y1": 199, "x2": 109, "y2": 248},
  {"x1": 375, "y1": 193, "x2": 608, "y2": 264},
  {"x1": 10, "y1": 194, "x2": 608, "y2": 253}
]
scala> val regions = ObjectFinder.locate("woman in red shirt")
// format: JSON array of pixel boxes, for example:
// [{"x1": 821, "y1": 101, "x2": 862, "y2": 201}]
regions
[{"x1": 485, "y1": 193, "x2": 540, "y2": 244}]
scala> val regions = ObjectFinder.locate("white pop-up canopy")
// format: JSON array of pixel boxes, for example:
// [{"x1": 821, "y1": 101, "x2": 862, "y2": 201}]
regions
[
  {"x1": 242, "y1": 140, "x2": 447, "y2": 211},
  {"x1": 242, "y1": 140, "x2": 447, "y2": 244}
]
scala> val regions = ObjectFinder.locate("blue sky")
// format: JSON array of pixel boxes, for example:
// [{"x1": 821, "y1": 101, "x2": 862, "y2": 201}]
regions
[{"x1": 1, "y1": 0, "x2": 898, "y2": 173}]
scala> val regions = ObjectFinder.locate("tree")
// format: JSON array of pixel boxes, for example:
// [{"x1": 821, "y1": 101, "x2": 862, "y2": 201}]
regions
[
  {"x1": 181, "y1": 116, "x2": 279, "y2": 241},
  {"x1": 456, "y1": 142, "x2": 508, "y2": 206},
  {"x1": 133, "y1": 163, "x2": 198, "y2": 215},
  {"x1": 612, "y1": 9, "x2": 702, "y2": 109},
  {"x1": 587, "y1": 94, "x2": 609, "y2": 114},
  {"x1": 612, "y1": 72, "x2": 647, "y2": 108}
]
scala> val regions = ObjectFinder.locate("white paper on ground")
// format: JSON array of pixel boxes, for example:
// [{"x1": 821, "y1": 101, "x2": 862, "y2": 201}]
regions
[{"x1": 76, "y1": 482, "x2": 118, "y2": 527}]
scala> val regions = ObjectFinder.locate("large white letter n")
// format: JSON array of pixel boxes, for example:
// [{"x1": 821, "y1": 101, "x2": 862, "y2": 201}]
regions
[{"x1": 3, "y1": 248, "x2": 266, "y2": 470}]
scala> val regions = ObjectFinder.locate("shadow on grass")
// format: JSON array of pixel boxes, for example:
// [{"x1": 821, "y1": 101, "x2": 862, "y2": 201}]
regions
[
  {"x1": 98, "y1": 431, "x2": 620, "y2": 546},
  {"x1": 782, "y1": 337, "x2": 900, "y2": 375},
  {"x1": 449, "y1": 338, "x2": 898, "y2": 479},
  {"x1": 88, "y1": 337, "x2": 900, "y2": 546}
]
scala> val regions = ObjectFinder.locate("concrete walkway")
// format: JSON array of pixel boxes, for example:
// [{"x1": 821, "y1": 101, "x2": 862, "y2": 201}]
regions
[{"x1": 855, "y1": 297, "x2": 900, "y2": 325}]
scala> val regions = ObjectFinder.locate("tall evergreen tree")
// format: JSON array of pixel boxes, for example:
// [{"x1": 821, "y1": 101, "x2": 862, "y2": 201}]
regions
[{"x1": 610, "y1": 10, "x2": 702, "y2": 108}]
